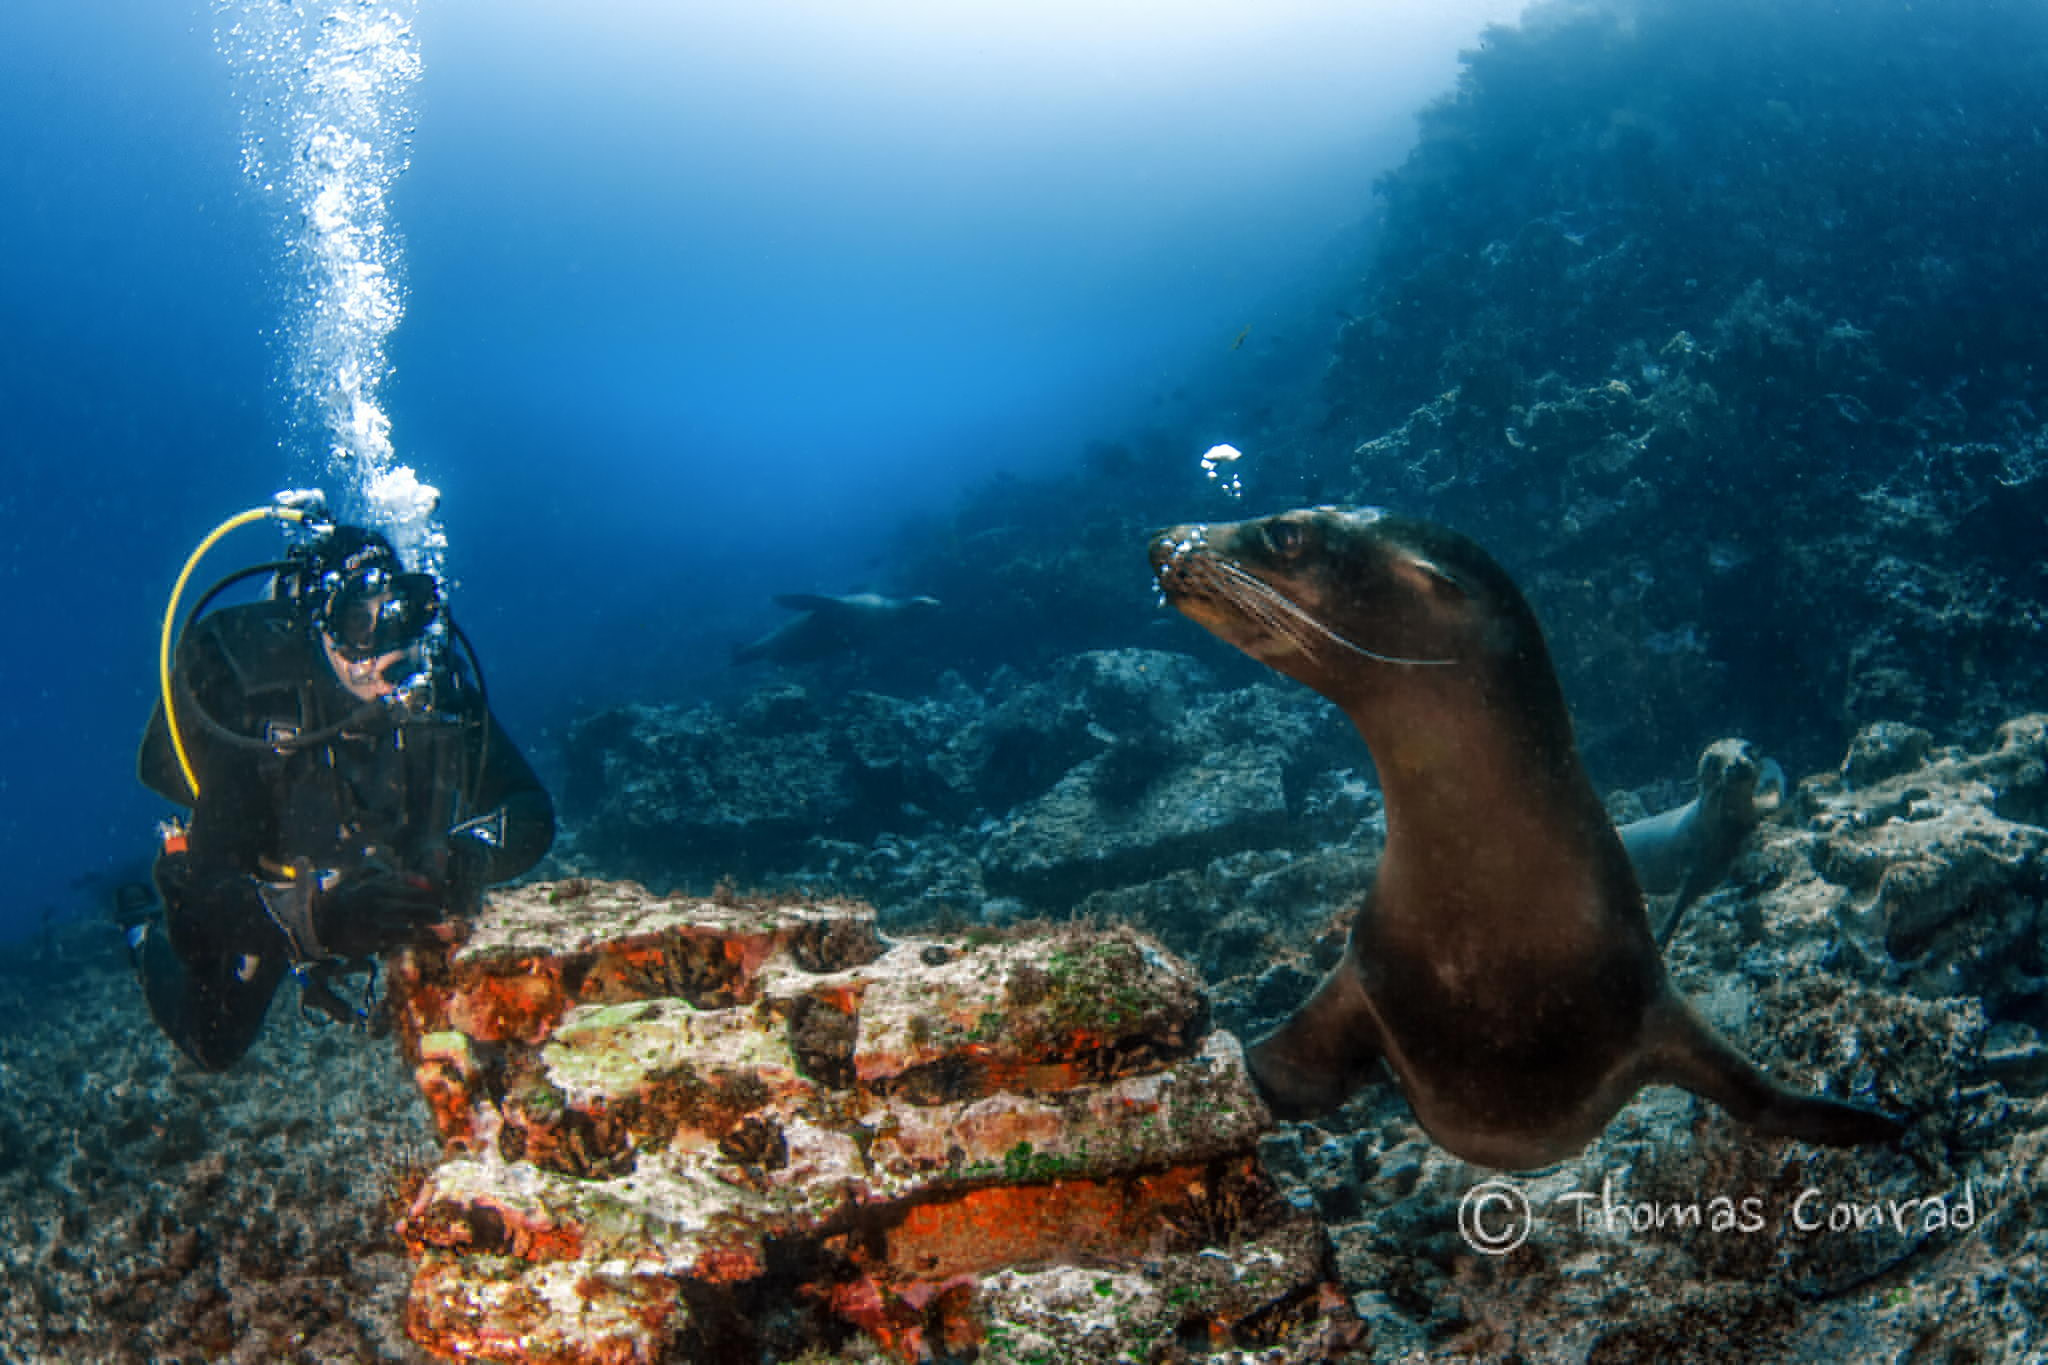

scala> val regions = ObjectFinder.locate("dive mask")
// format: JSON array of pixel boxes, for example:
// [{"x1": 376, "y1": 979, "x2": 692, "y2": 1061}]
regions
[{"x1": 319, "y1": 567, "x2": 443, "y2": 662}]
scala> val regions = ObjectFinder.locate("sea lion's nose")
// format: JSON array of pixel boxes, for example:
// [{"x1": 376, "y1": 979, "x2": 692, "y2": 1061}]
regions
[{"x1": 1148, "y1": 524, "x2": 1208, "y2": 576}]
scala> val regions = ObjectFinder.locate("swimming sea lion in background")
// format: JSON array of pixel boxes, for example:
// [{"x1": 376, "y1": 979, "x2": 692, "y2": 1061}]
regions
[
  {"x1": 1619, "y1": 739, "x2": 1787, "y2": 946},
  {"x1": 731, "y1": 592, "x2": 942, "y2": 667},
  {"x1": 1149, "y1": 506, "x2": 1903, "y2": 1171}
]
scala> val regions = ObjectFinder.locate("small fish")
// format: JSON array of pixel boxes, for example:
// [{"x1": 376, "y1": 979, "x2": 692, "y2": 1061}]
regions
[{"x1": 1230, "y1": 324, "x2": 1252, "y2": 351}]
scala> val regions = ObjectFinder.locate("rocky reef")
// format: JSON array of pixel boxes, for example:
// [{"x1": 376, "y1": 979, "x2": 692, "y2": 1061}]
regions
[
  {"x1": 386, "y1": 882, "x2": 1353, "y2": 1363},
  {"x1": 6, "y1": 707, "x2": 2048, "y2": 1361},
  {"x1": 556, "y1": 651, "x2": 1367, "y2": 942},
  {"x1": 540, "y1": 642, "x2": 2048, "y2": 1360},
  {"x1": 1337, "y1": 0, "x2": 2048, "y2": 782}
]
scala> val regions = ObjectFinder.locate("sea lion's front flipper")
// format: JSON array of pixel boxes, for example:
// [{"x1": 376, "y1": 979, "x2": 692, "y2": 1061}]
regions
[
  {"x1": 1643, "y1": 995, "x2": 1906, "y2": 1146},
  {"x1": 1244, "y1": 960, "x2": 1385, "y2": 1120}
]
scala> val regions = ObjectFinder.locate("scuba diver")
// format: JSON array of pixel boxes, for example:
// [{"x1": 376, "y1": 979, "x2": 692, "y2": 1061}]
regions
[{"x1": 127, "y1": 498, "x2": 554, "y2": 1070}]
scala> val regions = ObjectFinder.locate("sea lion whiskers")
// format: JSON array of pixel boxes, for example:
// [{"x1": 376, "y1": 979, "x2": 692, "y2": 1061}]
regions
[
  {"x1": 1206, "y1": 555, "x2": 1457, "y2": 669},
  {"x1": 1188, "y1": 557, "x2": 1325, "y2": 660}
]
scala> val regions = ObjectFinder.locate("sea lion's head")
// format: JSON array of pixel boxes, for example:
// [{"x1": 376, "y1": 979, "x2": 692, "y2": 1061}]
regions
[
  {"x1": 1697, "y1": 738, "x2": 1786, "y2": 826},
  {"x1": 1149, "y1": 506, "x2": 1541, "y2": 709}
]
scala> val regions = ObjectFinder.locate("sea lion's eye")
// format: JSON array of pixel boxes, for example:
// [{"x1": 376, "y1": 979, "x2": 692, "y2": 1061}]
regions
[
  {"x1": 1409, "y1": 558, "x2": 1471, "y2": 600},
  {"x1": 1264, "y1": 521, "x2": 1306, "y2": 559}
]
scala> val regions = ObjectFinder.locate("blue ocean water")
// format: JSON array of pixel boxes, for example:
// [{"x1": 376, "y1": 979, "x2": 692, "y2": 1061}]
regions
[{"x1": 0, "y1": 0, "x2": 1522, "y2": 945}]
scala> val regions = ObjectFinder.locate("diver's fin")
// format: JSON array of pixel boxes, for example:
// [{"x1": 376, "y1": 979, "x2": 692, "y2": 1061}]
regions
[
  {"x1": 1244, "y1": 962, "x2": 1386, "y2": 1121},
  {"x1": 1644, "y1": 995, "x2": 1906, "y2": 1146}
]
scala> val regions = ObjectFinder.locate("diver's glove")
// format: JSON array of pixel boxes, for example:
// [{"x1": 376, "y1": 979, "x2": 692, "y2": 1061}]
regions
[{"x1": 258, "y1": 859, "x2": 448, "y2": 962}]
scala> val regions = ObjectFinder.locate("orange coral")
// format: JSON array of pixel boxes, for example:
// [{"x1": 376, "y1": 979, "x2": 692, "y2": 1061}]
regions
[
  {"x1": 400, "y1": 1194, "x2": 585, "y2": 1264},
  {"x1": 880, "y1": 1166, "x2": 1211, "y2": 1278},
  {"x1": 691, "y1": 1243, "x2": 766, "y2": 1284},
  {"x1": 413, "y1": 1057, "x2": 477, "y2": 1147},
  {"x1": 447, "y1": 968, "x2": 569, "y2": 1044}
]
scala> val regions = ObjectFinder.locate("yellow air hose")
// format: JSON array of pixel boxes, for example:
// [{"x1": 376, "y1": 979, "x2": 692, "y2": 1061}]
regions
[{"x1": 159, "y1": 504, "x2": 310, "y2": 801}]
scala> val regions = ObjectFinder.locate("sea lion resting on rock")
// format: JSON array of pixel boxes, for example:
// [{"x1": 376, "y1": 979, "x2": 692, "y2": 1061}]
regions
[
  {"x1": 1150, "y1": 506, "x2": 1903, "y2": 1170},
  {"x1": 1619, "y1": 739, "x2": 1786, "y2": 946}
]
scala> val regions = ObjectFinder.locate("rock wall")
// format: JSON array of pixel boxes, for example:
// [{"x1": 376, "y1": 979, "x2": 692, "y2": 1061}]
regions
[
  {"x1": 387, "y1": 883, "x2": 1357, "y2": 1363},
  {"x1": 557, "y1": 650, "x2": 1371, "y2": 948}
]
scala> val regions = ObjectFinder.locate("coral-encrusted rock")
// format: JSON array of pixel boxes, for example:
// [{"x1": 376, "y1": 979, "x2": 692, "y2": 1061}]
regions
[
  {"x1": 389, "y1": 881, "x2": 1347, "y2": 1363},
  {"x1": 1781, "y1": 715, "x2": 2048, "y2": 969}
]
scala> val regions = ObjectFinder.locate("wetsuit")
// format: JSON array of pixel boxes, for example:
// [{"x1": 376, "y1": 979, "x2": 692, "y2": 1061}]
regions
[{"x1": 136, "y1": 599, "x2": 554, "y2": 1070}]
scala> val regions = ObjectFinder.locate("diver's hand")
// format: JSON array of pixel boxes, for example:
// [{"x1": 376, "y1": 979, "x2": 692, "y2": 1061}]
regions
[
  {"x1": 316, "y1": 866, "x2": 449, "y2": 957},
  {"x1": 256, "y1": 864, "x2": 326, "y2": 961},
  {"x1": 260, "y1": 859, "x2": 448, "y2": 960}
]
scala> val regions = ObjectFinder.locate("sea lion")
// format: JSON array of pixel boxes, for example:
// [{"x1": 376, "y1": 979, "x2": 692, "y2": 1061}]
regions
[
  {"x1": 1619, "y1": 739, "x2": 1787, "y2": 946},
  {"x1": 732, "y1": 592, "x2": 942, "y2": 667},
  {"x1": 1149, "y1": 506, "x2": 1903, "y2": 1170}
]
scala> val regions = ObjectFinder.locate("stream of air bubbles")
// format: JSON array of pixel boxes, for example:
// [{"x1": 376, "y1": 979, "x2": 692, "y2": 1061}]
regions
[{"x1": 215, "y1": 0, "x2": 442, "y2": 573}]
